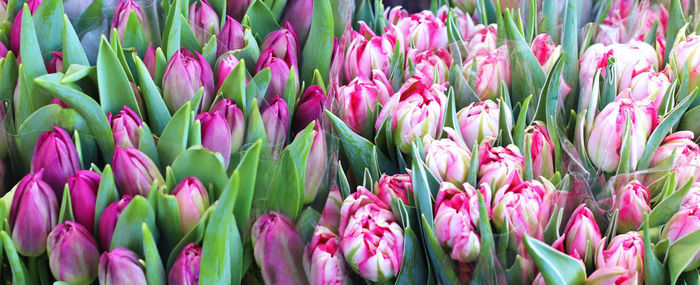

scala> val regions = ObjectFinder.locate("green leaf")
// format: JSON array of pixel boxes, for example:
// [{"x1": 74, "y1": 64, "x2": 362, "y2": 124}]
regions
[
  {"x1": 668, "y1": 228, "x2": 700, "y2": 284},
  {"x1": 97, "y1": 37, "x2": 141, "y2": 117},
  {"x1": 157, "y1": 102, "x2": 192, "y2": 168},
  {"x1": 142, "y1": 223, "x2": 166, "y2": 285},
  {"x1": 540, "y1": 0, "x2": 558, "y2": 42},
  {"x1": 162, "y1": 0, "x2": 182, "y2": 59},
  {"x1": 110, "y1": 196, "x2": 158, "y2": 255},
  {"x1": 523, "y1": 235, "x2": 586, "y2": 285},
  {"x1": 170, "y1": 146, "x2": 228, "y2": 199},
  {"x1": 615, "y1": 117, "x2": 633, "y2": 174},
  {"x1": 1, "y1": 231, "x2": 28, "y2": 285},
  {"x1": 155, "y1": 186, "x2": 183, "y2": 254},
  {"x1": 94, "y1": 165, "x2": 119, "y2": 236},
  {"x1": 19, "y1": 4, "x2": 49, "y2": 111},
  {"x1": 232, "y1": 28, "x2": 260, "y2": 74},
  {"x1": 561, "y1": 0, "x2": 579, "y2": 98},
  {"x1": 326, "y1": 111, "x2": 396, "y2": 177},
  {"x1": 0, "y1": 53, "x2": 18, "y2": 103},
  {"x1": 420, "y1": 215, "x2": 460, "y2": 284},
  {"x1": 395, "y1": 228, "x2": 429, "y2": 284},
  {"x1": 58, "y1": 185, "x2": 74, "y2": 224},
  {"x1": 123, "y1": 11, "x2": 148, "y2": 56},
  {"x1": 267, "y1": 153, "x2": 302, "y2": 219},
  {"x1": 166, "y1": 208, "x2": 213, "y2": 270},
  {"x1": 34, "y1": 74, "x2": 116, "y2": 163},
  {"x1": 232, "y1": 141, "x2": 261, "y2": 240},
  {"x1": 664, "y1": 0, "x2": 685, "y2": 66},
  {"x1": 503, "y1": 10, "x2": 546, "y2": 105},
  {"x1": 535, "y1": 54, "x2": 564, "y2": 122},
  {"x1": 643, "y1": 215, "x2": 668, "y2": 285},
  {"x1": 180, "y1": 15, "x2": 202, "y2": 52},
  {"x1": 32, "y1": 0, "x2": 63, "y2": 60},
  {"x1": 648, "y1": 179, "x2": 693, "y2": 227},
  {"x1": 644, "y1": 21, "x2": 659, "y2": 46},
  {"x1": 62, "y1": 15, "x2": 89, "y2": 69},
  {"x1": 640, "y1": 90, "x2": 698, "y2": 169},
  {"x1": 132, "y1": 52, "x2": 171, "y2": 135},
  {"x1": 245, "y1": 68, "x2": 271, "y2": 112},
  {"x1": 244, "y1": 0, "x2": 281, "y2": 40},
  {"x1": 472, "y1": 191, "x2": 504, "y2": 284},
  {"x1": 411, "y1": 145, "x2": 434, "y2": 226},
  {"x1": 219, "y1": 58, "x2": 248, "y2": 112},
  {"x1": 300, "y1": 0, "x2": 333, "y2": 84},
  {"x1": 244, "y1": 100, "x2": 268, "y2": 146}
]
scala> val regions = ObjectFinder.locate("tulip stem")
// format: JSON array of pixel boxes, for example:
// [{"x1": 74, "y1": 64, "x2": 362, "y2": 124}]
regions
[{"x1": 26, "y1": 256, "x2": 50, "y2": 285}]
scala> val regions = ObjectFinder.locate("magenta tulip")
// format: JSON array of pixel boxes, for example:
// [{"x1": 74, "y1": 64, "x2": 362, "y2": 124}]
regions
[
  {"x1": 98, "y1": 195, "x2": 133, "y2": 250},
  {"x1": 47, "y1": 221, "x2": 100, "y2": 284},
  {"x1": 210, "y1": 98, "x2": 245, "y2": 153},
  {"x1": 252, "y1": 211, "x2": 307, "y2": 285},
  {"x1": 162, "y1": 48, "x2": 215, "y2": 113},
  {"x1": 98, "y1": 247, "x2": 147, "y2": 285},
  {"x1": 188, "y1": 0, "x2": 219, "y2": 45},
  {"x1": 171, "y1": 177, "x2": 209, "y2": 234},
  {"x1": 112, "y1": 147, "x2": 164, "y2": 197},
  {"x1": 31, "y1": 126, "x2": 82, "y2": 196},
  {"x1": 9, "y1": 171, "x2": 58, "y2": 256},
  {"x1": 108, "y1": 105, "x2": 143, "y2": 149},
  {"x1": 66, "y1": 170, "x2": 100, "y2": 233},
  {"x1": 168, "y1": 243, "x2": 202, "y2": 285},
  {"x1": 195, "y1": 111, "x2": 232, "y2": 167}
]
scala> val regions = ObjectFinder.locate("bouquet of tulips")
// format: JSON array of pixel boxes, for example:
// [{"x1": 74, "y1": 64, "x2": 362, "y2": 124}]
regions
[{"x1": 1, "y1": 0, "x2": 700, "y2": 283}]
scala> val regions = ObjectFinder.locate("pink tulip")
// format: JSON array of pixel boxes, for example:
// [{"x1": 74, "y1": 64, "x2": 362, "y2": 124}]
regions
[
  {"x1": 562, "y1": 204, "x2": 603, "y2": 262},
  {"x1": 659, "y1": 206, "x2": 700, "y2": 271},
  {"x1": 374, "y1": 174, "x2": 412, "y2": 206},
  {"x1": 523, "y1": 121, "x2": 556, "y2": 179},
  {"x1": 304, "y1": 226, "x2": 348, "y2": 285},
  {"x1": 586, "y1": 266, "x2": 639, "y2": 285},
  {"x1": 492, "y1": 180, "x2": 553, "y2": 247},
  {"x1": 407, "y1": 48, "x2": 452, "y2": 84},
  {"x1": 195, "y1": 111, "x2": 232, "y2": 167},
  {"x1": 670, "y1": 33, "x2": 700, "y2": 91},
  {"x1": 171, "y1": 177, "x2": 209, "y2": 234},
  {"x1": 9, "y1": 171, "x2": 58, "y2": 257},
  {"x1": 384, "y1": 6, "x2": 408, "y2": 26},
  {"x1": 98, "y1": 247, "x2": 147, "y2": 284},
  {"x1": 162, "y1": 48, "x2": 215, "y2": 113},
  {"x1": 614, "y1": 181, "x2": 651, "y2": 233},
  {"x1": 259, "y1": 22, "x2": 300, "y2": 68},
  {"x1": 210, "y1": 98, "x2": 245, "y2": 154},
  {"x1": 10, "y1": 0, "x2": 42, "y2": 55},
  {"x1": 108, "y1": 105, "x2": 143, "y2": 149},
  {"x1": 112, "y1": 147, "x2": 164, "y2": 197},
  {"x1": 144, "y1": 44, "x2": 157, "y2": 79},
  {"x1": 456, "y1": 100, "x2": 511, "y2": 149},
  {"x1": 374, "y1": 75, "x2": 447, "y2": 153},
  {"x1": 339, "y1": 189, "x2": 403, "y2": 282},
  {"x1": 461, "y1": 46, "x2": 510, "y2": 101},
  {"x1": 531, "y1": 33, "x2": 560, "y2": 73},
  {"x1": 595, "y1": 231, "x2": 644, "y2": 279},
  {"x1": 216, "y1": 53, "x2": 244, "y2": 90},
  {"x1": 31, "y1": 126, "x2": 82, "y2": 196},
  {"x1": 47, "y1": 51, "x2": 63, "y2": 73},
  {"x1": 111, "y1": 0, "x2": 151, "y2": 44},
  {"x1": 337, "y1": 70, "x2": 393, "y2": 137},
  {"x1": 646, "y1": 131, "x2": 700, "y2": 195},
  {"x1": 478, "y1": 141, "x2": 524, "y2": 192},
  {"x1": 466, "y1": 24, "x2": 498, "y2": 55},
  {"x1": 298, "y1": 124, "x2": 327, "y2": 204},
  {"x1": 424, "y1": 137, "x2": 472, "y2": 185},
  {"x1": 343, "y1": 23, "x2": 395, "y2": 82},
  {"x1": 318, "y1": 187, "x2": 343, "y2": 233},
  {"x1": 188, "y1": 0, "x2": 220, "y2": 45},
  {"x1": 260, "y1": 96, "x2": 290, "y2": 158},
  {"x1": 0, "y1": 42, "x2": 7, "y2": 59},
  {"x1": 217, "y1": 16, "x2": 245, "y2": 58},
  {"x1": 252, "y1": 211, "x2": 307, "y2": 285},
  {"x1": 681, "y1": 183, "x2": 700, "y2": 210},
  {"x1": 626, "y1": 70, "x2": 670, "y2": 109},
  {"x1": 66, "y1": 170, "x2": 100, "y2": 234},
  {"x1": 392, "y1": 10, "x2": 448, "y2": 52},
  {"x1": 587, "y1": 97, "x2": 657, "y2": 172},
  {"x1": 255, "y1": 49, "x2": 297, "y2": 102},
  {"x1": 168, "y1": 243, "x2": 201, "y2": 285},
  {"x1": 433, "y1": 182, "x2": 483, "y2": 263}
]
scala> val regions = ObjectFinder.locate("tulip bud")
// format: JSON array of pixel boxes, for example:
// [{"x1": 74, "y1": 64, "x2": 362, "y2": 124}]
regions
[
  {"x1": 112, "y1": 147, "x2": 164, "y2": 197},
  {"x1": 47, "y1": 51, "x2": 63, "y2": 73},
  {"x1": 252, "y1": 211, "x2": 307, "y2": 285},
  {"x1": 10, "y1": 0, "x2": 42, "y2": 55},
  {"x1": 189, "y1": 0, "x2": 220, "y2": 45},
  {"x1": 108, "y1": 105, "x2": 143, "y2": 149},
  {"x1": 0, "y1": 42, "x2": 7, "y2": 59},
  {"x1": 434, "y1": 182, "x2": 483, "y2": 263},
  {"x1": 217, "y1": 16, "x2": 246, "y2": 57},
  {"x1": 337, "y1": 70, "x2": 393, "y2": 137},
  {"x1": 523, "y1": 121, "x2": 555, "y2": 179},
  {"x1": 111, "y1": 0, "x2": 151, "y2": 43},
  {"x1": 587, "y1": 97, "x2": 657, "y2": 173},
  {"x1": 144, "y1": 44, "x2": 157, "y2": 79},
  {"x1": 255, "y1": 49, "x2": 298, "y2": 102},
  {"x1": 478, "y1": 141, "x2": 524, "y2": 192},
  {"x1": 98, "y1": 247, "x2": 147, "y2": 285},
  {"x1": 47, "y1": 221, "x2": 100, "y2": 284},
  {"x1": 424, "y1": 137, "x2": 472, "y2": 185},
  {"x1": 408, "y1": 48, "x2": 452, "y2": 84},
  {"x1": 339, "y1": 189, "x2": 403, "y2": 282},
  {"x1": 614, "y1": 181, "x2": 651, "y2": 233},
  {"x1": 10, "y1": 171, "x2": 59, "y2": 256},
  {"x1": 561, "y1": 204, "x2": 602, "y2": 263},
  {"x1": 98, "y1": 196, "x2": 133, "y2": 250},
  {"x1": 171, "y1": 177, "x2": 209, "y2": 234},
  {"x1": 374, "y1": 174, "x2": 412, "y2": 206},
  {"x1": 344, "y1": 23, "x2": 395, "y2": 81},
  {"x1": 261, "y1": 96, "x2": 290, "y2": 157},
  {"x1": 393, "y1": 10, "x2": 447, "y2": 52},
  {"x1": 461, "y1": 46, "x2": 510, "y2": 101},
  {"x1": 304, "y1": 226, "x2": 348, "y2": 285},
  {"x1": 163, "y1": 48, "x2": 215, "y2": 113},
  {"x1": 658, "y1": 206, "x2": 700, "y2": 271},
  {"x1": 465, "y1": 24, "x2": 498, "y2": 54},
  {"x1": 645, "y1": 131, "x2": 700, "y2": 195},
  {"x1": 595, "y1": 231, "x2": 644, "y2": 278},
  {"x1": 318, "y1": 186, "x2": 343, "y2": 233},
  {"x1": 492, "y1": 180, "x2": 552, "y2": 247},
  {"x1": 66, "y1": 170, "x2": 100, "y2": 233},
  {"x1": 281, "y1": 0, "x2": 312, "y2": 44},
  {"x1": 225, "y1": 0, "x2": 250, "y2": 21},
  {"x1": 168, "y1": 243, "x2": 202, "y2": 285},
  {"x1": 456, "y1": 100, "x2": 512, "y2": 149},
  {"x1": 586, "y1": 266, "x2": 639, "y2": 285},
  {"x1": 375, "y1": 75, "x2": 447, "y2": 153},
  {"x1": 627, "y1": 70, "x2": 670, "y2": 109},
  {"x1": 259, "y1": 22, "x2": 300, "y2": 68},
  {"x1": 531, "y1": 33, "x2": 561, "y2": 74},
  {"x1": 31, "y1": 126, "x2": 82, "y2": 196},
  {"x1": 216, "y1": 53, "x2": 245, "y2": 90},
  {"x1": 195, "y1": 111, "x2": 232, "y2": 167},
  {"x1": 210, "y1": 98, "x2": 245, "y2": 153},
  {"x1": 681, "y1": 183, "x2": 700, "y2": 210},
  {"x1": 671, "y1": 33, "x2": 700, "y2": 91},
  {"x1": 292, "y1": 86, "x2": 326, "y2": 134},
  {"x1": 299, "y1": 124, "x2": 327, "y2": 204}
]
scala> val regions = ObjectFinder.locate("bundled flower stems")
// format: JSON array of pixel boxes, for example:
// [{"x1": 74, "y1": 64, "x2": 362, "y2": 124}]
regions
[{"x1": 3, "y1": 0, "x2": 700, "y2": 283}]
